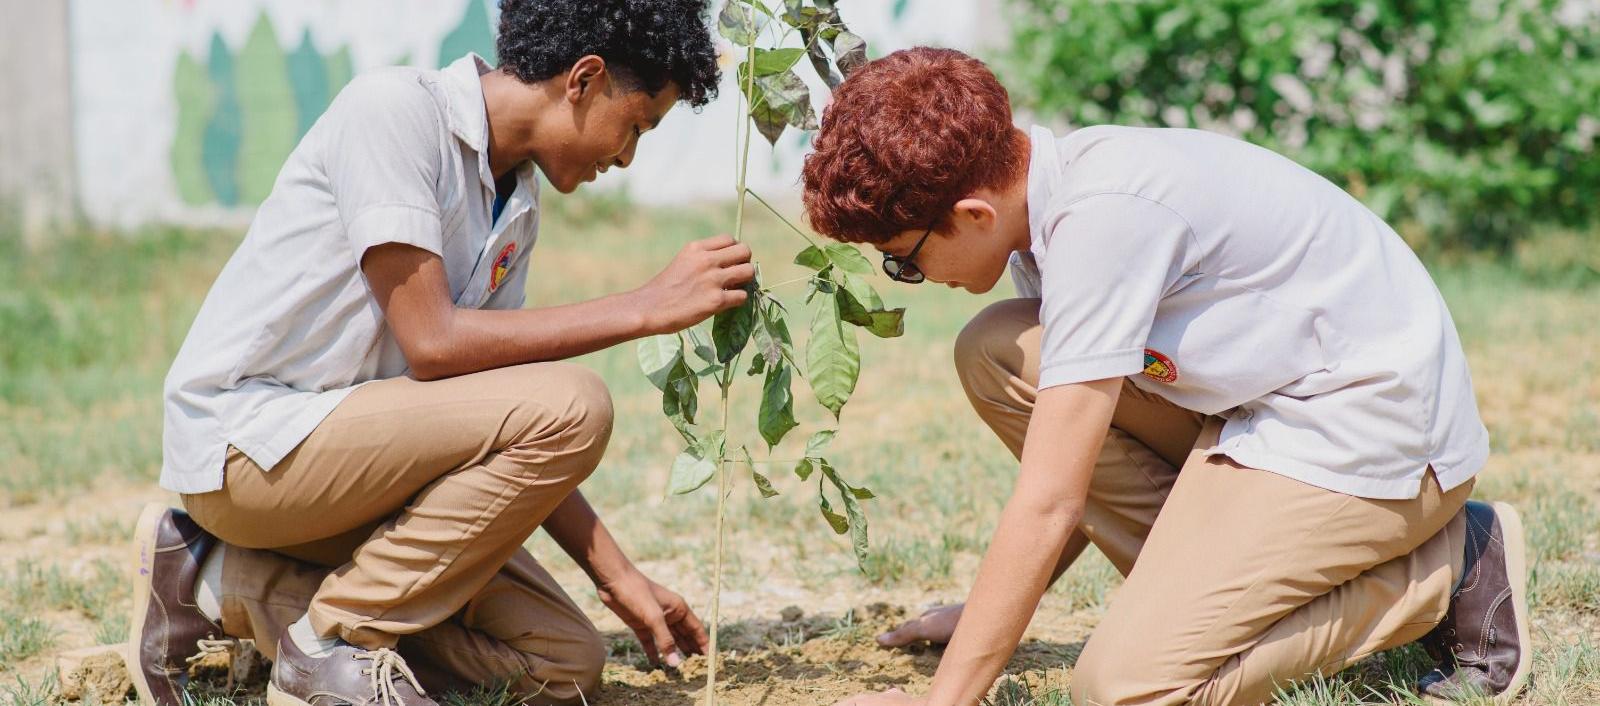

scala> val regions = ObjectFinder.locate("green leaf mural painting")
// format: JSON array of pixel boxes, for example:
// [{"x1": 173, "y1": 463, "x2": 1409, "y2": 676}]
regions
[{"x1": 170, "y1": 2, "x2": 494, "y2": 208}]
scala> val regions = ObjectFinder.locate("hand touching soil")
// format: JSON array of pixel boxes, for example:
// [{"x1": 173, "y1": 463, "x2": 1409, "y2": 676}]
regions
[{"x1": 876, "y1": 603, "x2": 963, "y2": 648}]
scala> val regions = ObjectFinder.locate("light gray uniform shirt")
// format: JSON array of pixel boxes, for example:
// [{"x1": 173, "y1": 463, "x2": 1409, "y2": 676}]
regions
[
  {"x1": 1010, "y1": 125, "x2": 1489, "y2": 499},
  {"x1": 161, "y1": 54, "x2": 539, "y2": 494}
]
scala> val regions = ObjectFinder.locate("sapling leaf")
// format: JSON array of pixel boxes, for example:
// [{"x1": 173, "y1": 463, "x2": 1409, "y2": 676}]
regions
[
  {"x1": 819, "y1": 491, "x2": 850, "y2": 534},
  {"x1": 836, "y1": 273, "x2": 906, "y2": 338},
  {"x1": 663, "y1": 357, "x2": 699, "y2": 427},
  {"x1": 637, "y1": 334, "x2": 684, "y2": 390},
  {"x1": 712, "y1": 283, "x2": 758, "y2": 363},
  {"x1": 752, "y1": 47, "x2": 806, "y2": 76},
  {"x1": 794, "y1": 245, "x2": 828, "y2": 271},
  {"x1": 741, "y1": 447, "x2": 780, "y2": 498},
  {"x1": 824, "y1": 243, "x2": 875, "y2": 276},
  {"x1": 740, "y1": 66, "x2": 816, "y2": 144},
  {"x1": 802, "y1": 27, "x2": 843, "y2": 90},
  {"x1": 831, "y1": 30, "x2": 868, "y2": 77},
  {"x1": 849, "y1": 486, "x2": 875, "y2": 499},
  {"x1": 746, "y1": 352, "x2": 767, "y2": 376},
  {"x1": 757, "y1": 300, "x2": 798, "y2": 368},
  {"x1": 685, "y1": 324, "x2": 718, "y2": 366},
  {"x1": 758, "y1": 362, "x2": 798, "y2": 448},
  {"x1": 717, "y1": 1, "x2": 761, "y2": 45},
  {"x1": 807, "y1": 292, "x2": 861, "y2": 418},
  {"x1": 803, "y1": 429, "x2": 836, "y2": 459},
  {"x1": 821, "y1": 462, "x2": 870, "y2": 567},
  {"x1": 668, "y1": 431, "x2": 724, "y2": 495},
  {"x1": 794, "y1": 457, "x2": 815, "y2": 481}
]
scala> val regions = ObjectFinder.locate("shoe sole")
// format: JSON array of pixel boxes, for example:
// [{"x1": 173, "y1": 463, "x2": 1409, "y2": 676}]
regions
[
  {"x1": 127, "y1": 502, "x2": 168, "y2": 706},
  {"x1": 267, "y1": 682, "x2": 316, "y2": 706},
  {"x1": 1492, "y1": 500, "x2": 1533, "y2": 705}
]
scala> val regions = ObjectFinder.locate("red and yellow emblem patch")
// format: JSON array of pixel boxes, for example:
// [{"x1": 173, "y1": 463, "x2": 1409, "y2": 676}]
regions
[
  {"x1": 489, "y1": 242, "x2": 516, "y2": 293},
  {"x1": 1142, "y1": 348, "x2": 1178, "y2": 383}
]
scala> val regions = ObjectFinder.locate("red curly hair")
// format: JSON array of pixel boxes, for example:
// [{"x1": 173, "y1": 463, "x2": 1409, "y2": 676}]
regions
[{"x1": 802, "y1": 47, "x2": 1029, "y2": 244}]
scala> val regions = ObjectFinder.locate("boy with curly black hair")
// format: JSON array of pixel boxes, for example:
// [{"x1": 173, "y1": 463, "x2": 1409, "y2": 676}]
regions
[{"x1": 129, "y1": 3, "x2": 741, "y2": 705}]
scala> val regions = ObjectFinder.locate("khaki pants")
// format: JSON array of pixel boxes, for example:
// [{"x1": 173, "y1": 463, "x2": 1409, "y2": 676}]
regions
[
  {"x1": 182, "y1": 362, "x2": 614, "y2": 705},
  {"x1": 956, "y1": 300, "x2": 1473, "y2": 706}
]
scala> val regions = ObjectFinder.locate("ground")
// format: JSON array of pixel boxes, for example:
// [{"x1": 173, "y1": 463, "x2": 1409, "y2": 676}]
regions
[{"x1": 1, "y1": 197, "x2": 1596, "y2": 705}]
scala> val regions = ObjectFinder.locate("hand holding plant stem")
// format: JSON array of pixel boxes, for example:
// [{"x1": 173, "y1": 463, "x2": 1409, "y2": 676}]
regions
[{"x1": 633, "y1": 2, "x2": 900, "y2": 703}]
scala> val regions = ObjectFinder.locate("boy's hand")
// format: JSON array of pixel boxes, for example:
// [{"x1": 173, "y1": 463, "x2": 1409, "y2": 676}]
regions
[
  {"x1": 637, "y1": 235, "x2": 755, "y2": 334},
  {"x1": 877, "y1": 603, "x2": 963, "y2": 647},
  {"x1": 596, "y1": 569, "x2": 710, "y2": 669}
]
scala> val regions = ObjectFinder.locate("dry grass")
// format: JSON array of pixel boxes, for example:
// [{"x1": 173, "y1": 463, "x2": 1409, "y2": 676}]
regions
[{"x1": 0, "y1": 199, "x2": 1596, "y2": 705}]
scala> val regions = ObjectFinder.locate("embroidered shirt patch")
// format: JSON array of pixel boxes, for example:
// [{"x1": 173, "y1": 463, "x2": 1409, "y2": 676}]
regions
[
  {"x1": 490, "y1": 242, "x2": 516, "y2": 293},
  {"x1": 1142, "y1": 348, "x2": 1178, "y2": 383}
]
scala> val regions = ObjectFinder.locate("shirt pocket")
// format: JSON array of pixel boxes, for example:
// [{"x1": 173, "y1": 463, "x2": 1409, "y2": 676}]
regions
[
  {"x1": 1137, "y1": 284, "x2": 1328, "y2": 414},
  {"x1": 460, "y1": 232, "x2": 524, "y2": 309}
]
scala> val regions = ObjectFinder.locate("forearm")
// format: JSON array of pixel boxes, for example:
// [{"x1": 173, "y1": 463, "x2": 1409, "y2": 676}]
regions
[
  {"x1": 542, "y1": 490, "x2": 637, "y2": 587},
  {"x1": 1049, "y1": 530, "x2": 1091, "y2": 587},
  {"x1": 410, "y1": 289, "x2": 654, "y2": 380},
  {"x1": 926, "y1": 501, "x2": 1079, "y2": 706}
]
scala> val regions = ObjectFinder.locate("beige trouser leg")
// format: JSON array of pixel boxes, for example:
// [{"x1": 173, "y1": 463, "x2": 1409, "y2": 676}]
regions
[
  {"x1": 956, "y1": 299, "x2": 1473, "y2": 706},
  {"x1": 182, "y1": 361, "x2": 613, "y2": 704}
]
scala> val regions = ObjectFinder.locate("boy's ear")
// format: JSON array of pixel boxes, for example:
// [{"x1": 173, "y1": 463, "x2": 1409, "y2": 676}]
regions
[
  {"x1": 952, "y1": 197, "x2": 998, "y2": 231},
  {"x1": 565, "y1": 54, "x2": 610, "y2": 104}
]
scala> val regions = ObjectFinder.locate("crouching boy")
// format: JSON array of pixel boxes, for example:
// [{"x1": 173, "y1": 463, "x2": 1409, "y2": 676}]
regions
[{"x1": 804, "y1": 48, "x2": 1529, "y2": 706}]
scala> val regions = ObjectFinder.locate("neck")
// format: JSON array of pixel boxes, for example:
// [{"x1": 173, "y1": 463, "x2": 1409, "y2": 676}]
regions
[
  {"x1": 480, "y1": 70, "x2": 559, "y2": 179},
  {"x1": 1003, "y1": 135, "x2": 1034, "y2": 253}
]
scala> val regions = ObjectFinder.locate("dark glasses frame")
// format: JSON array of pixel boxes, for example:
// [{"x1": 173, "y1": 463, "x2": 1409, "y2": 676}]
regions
[{"x1": 882, "y1": 224, "x2": 934, "y2": 284}]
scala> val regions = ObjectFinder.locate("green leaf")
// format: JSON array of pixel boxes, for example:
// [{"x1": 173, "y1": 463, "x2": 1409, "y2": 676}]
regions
[
  {"x1": 717, "y1": 1, "x2": 760, "y2": 45},
  {"x1": 794, "y1": 457, "x2": 815, "y2": 481},
  {"x1": 849, "y1": 486, "x2": 876, "y2": 500},
  {"x1": 668, "y1": 431, "x2": 725, "y2": 495},
  {"x1": 685, "y1": 324, "x2": 718, "y2": 366},
  {"x1": 835, "y1": 273, "x2": 905, "y2": 338},
  {"x1": 746, "y1": 352, "x2": 767, "y2": 376},
  {"x1": 662, "y1": 358, "x2": 699, "y2": 427},
  {"x1": 807, "y1": 293, "x2": 860, "y2": 418},
  {"x1": 741, "y1": 447, "x2": 780, "y2": 498},
  {"x1": 822, "y1": 462, "x2": 871, "y2": 567},
  {"x1": 637, "y1": 334, "x2": 684, "y2": 390},
  {"x1": 857, "y1": 308, "x2": 906, "y2": 338},
  {"x1": 837, "y1": 270, "x2": 884, "y2": 309},
  {"x1": 756, "y1": 299, "x2": 798, "y2": 368},
  {"x1": 752, "y1": 47, "x2": 806, "y2": 76},
  {"x1": 758, "y1": 363, "x2": 798, "y2": 448},
  {"x1": 794, "y1": 245, "x2": 828, "y2": 271},
  {"x1": 711, "y1": 284, "x2": 758, "y2": 363},
  {"x1": 831, "y1": 30, "x2": 868, "y2": 77},
  {"x1": 803, "y1": 429, "x2": 836, "y2": 459},
  {"x1": 824, "y1": 243, "x2": 875, "y2": 275}
]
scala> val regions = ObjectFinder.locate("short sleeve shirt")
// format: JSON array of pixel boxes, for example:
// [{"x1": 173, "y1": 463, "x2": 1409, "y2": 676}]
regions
[
  {"x1": 160, "y1": 54, "x2": 539, "y2": 494},
  {"x1": 1013, "y1": 125, "x2": 1489, "y2": 500}
]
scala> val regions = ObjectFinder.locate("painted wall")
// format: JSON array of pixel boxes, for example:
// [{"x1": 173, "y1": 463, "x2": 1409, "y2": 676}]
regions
[
  {"x1": 64, "y1": 0, "x2": 1004, "y2": 229},
  {"x1": 0, "y1": 0, "x2": 75, "y2": 238}
]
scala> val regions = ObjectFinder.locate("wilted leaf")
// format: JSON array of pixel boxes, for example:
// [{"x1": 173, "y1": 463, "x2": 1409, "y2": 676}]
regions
[
  {"x1": 637, "y1": 334, "x2": 684, "y2": 390},
  {"x1": 741, "y1": 447, "x2": 780, "y2": 498},
  {"x1": 819, "y1": 492, "x2": 850, "y2": 534},
  {"x1": 831, "y1": 30, "x2": 868, "y2": 77},
  {"x1": 685, "y1": 324, "x2": 718, "y2": 366},
  {"x1": 822, "y1": 462, "x2": 871, "y2": 567},
  {"x1": 758, "y1": 300, "x2": 798, "y2": 368},
  {"x1": 807, "y1": 293, "x2": 860, "y2": 418},
  {"x1": 758, "y1": 363, "x2": 798, "y2": 448},
  {"x1": 741, "y1": 66, "x2": 816, "y2": 144},
  {"x1": 717, "y1": 1, "x2": 760, "y2": 45}
]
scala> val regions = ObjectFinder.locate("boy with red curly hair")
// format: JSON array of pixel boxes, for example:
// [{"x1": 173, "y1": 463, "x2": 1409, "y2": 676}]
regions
[{"x1": 806, "y1": 48, "x2": 1529, "y2": 706}]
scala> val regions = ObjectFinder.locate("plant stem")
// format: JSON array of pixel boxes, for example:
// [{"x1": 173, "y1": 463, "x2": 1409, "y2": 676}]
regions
[
  {"x1": 746, "y1": 188, "x2": 820, "y2": 248},
  {"x1": 704, "y1": 25, "x2": 760, "y2": 706}
]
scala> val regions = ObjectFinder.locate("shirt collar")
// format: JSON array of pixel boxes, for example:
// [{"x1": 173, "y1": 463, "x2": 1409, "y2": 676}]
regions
[
  {"x1": 1025, "y1": 125, "x2": 1061, "y2": 250},
  {"x1": 440, "y1": 53, "x2": 540, "y2": 203}
]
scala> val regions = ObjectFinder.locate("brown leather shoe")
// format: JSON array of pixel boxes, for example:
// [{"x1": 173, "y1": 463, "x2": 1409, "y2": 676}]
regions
[
  {"x1": 267, "y1": 626, "x2": 437, "y2": 706},
  {"x1": 1417, "y1": 500, "x2": 1532, "y2": 704},
  {"x1": 128, "y1": 503, "x2": 233, "y2": 705}
]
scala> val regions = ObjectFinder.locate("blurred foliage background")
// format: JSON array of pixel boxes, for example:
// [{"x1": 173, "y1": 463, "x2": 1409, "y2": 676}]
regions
[{"x1": 1003, "y1": 0, "x2": 1600, "y2": 279}]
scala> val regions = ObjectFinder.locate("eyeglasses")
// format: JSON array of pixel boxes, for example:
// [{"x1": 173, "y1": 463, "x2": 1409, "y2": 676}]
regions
[{"x1": 882, "y1": 224, "x2": 934, "y2": 284}]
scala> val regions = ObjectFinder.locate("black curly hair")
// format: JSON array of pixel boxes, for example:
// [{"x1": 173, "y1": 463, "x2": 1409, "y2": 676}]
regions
[{"x1": 496, "y1": 0, "x2": 721, "y2": 108}]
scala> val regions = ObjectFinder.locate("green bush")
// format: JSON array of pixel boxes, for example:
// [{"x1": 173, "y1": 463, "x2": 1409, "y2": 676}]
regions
[{"x1": 1003, "y1": 0, "x2": 1600, "y2": 252}]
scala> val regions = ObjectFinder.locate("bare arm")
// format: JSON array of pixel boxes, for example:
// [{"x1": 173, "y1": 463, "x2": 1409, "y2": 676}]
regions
[
  {"x1": 361, "y1": 235, "x2": 754, "y2": 380},
  {"x1": 543, "y1": 491, "x2": 710, "y2": 668},
  {"x1": 924, "y1": 378, "x2": 1121, "y2": 706}
]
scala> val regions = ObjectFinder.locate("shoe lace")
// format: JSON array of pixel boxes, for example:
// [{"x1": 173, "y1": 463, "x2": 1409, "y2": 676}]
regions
[
  {"x1": 184, "y1": 636, "x2": 237, "y2": 665},
  {"x1": 355, "y1": 647, "x2": 426, "y2": 706}
]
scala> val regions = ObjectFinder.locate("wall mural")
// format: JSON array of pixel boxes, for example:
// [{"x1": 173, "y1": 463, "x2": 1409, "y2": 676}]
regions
[{"x1": 169, "y1": 2, "x2": 496, "y2": 207}]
